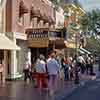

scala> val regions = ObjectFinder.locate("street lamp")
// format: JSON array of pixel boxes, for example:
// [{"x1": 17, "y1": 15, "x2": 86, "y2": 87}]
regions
[
  {"x1": 72, "y1": 27, "x2": 80, "y2": 84},
  {"x1": 74, "y1": 33, "x2": 79, "y2": 84}
]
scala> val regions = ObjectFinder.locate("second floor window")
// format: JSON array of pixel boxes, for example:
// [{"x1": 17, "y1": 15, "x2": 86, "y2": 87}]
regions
[{"x1": 18, "y1": 1, "x2": 28, "y2": 25}]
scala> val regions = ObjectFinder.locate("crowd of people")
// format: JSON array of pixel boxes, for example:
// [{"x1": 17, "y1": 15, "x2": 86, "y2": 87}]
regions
[{"x1": 23, "y1": 50, "x2": 96, "y2": 95}]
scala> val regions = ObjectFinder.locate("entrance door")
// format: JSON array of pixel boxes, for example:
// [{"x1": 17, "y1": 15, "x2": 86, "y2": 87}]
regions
[{"x1": 31, "y1": 48, "x2": 47, "y2": 64}]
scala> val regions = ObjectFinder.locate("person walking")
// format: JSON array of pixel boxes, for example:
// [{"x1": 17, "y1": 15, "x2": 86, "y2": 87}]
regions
[
  {"x1": 90, "y1": 55, "x2": 95, "y2": 75},
  {"x1": 47, "y1": 50, "x2": 60, "y2": 95},
  {"x1": 85, "y1": 54, "x2": 91, "y2": 74},
  {"x1": 77, "y1": 54, "x2": 86, "y2": 74},
  {"x1": 35, "y1": 54, "x2": 47, "y2": 89},
  {"x1": 23, "y1": 59, "x2": 31, "y2": 82},
  {"x1": 61, "y1": 56, "x2": 70, "y2": 81}
]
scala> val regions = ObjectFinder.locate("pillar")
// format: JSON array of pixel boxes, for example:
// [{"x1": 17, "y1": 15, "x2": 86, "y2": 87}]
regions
[
  {"x1": 10, "y1": 50, "x2": 18, "y2": 79},
  {"x1": 33, "y1": 17, "x2": 38, "y2": 28},
  {"x1": 44, "y1": 22, "x2": 49, "y2": 28},
  {"x1": 38, "y1": 20, "x2": 43, "y2": 28},
  {"x1": 3, "y1": 50, "x2": 7, "y2": 83},
  {"x1": 8, "y1": 32, "x2": 21, "y2": 79}
]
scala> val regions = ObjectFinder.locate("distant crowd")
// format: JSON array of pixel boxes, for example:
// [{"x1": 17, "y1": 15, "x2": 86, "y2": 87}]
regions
[{"x1": 23, "y1": 50, "x2": 96, "y2": 95}]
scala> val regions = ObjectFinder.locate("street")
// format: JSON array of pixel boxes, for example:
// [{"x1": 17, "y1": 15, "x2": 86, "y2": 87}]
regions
[
  {"x1": 0, "y1": 73, "x2": 98, "y2": 100},
  {"x1": 0, "y1": 65, "x2": 99, "y2": 100},
  {"x1": 63, "y1": 79, "x2": 100, "y2": 100}
]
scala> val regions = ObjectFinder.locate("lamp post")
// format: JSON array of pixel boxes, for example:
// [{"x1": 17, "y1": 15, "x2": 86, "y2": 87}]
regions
[{"x1": 72, "y1": 27, "x2": 80, "y2": 85}]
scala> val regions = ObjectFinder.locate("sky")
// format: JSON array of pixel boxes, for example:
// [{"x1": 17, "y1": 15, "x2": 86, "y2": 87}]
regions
[{"x1": 78, "y1": 0, "x2": 100, "y2": 12}]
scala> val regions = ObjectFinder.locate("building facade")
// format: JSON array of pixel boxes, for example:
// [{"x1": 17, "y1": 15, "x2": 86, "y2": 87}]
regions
[
  {"x1": 55, "y1": 7, "x2": 64, "y2": 29},
  {"x1": 5, "y1": 0, "x2": 55, "y2": 79}
]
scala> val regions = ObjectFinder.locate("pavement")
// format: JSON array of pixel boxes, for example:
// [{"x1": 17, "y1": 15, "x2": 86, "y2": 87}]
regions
[
  {"x1": 62, "y1": 78, "x2": 100, "y2": 100},
  {"x1": 0, "y1": 64, "x2": 99, "y2": 100}
]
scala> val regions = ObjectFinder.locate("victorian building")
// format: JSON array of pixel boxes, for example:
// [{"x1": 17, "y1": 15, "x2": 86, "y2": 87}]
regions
[{"x1": 4, "y1": 0, "x2": 55, "y2": 79}]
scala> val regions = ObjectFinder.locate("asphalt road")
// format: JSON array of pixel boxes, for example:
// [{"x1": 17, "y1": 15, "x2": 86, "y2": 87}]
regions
[{"x1": 63, "y1": 78, "x2": 100, "y2": 100}]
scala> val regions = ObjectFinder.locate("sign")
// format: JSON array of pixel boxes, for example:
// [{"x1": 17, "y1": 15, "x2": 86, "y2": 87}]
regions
[
  {"x1": 15, "y1": 32, "x2": 27, "y2": 40},
  {"x1": 28, "y1": 37, "x2": 49, "y2": 48}
]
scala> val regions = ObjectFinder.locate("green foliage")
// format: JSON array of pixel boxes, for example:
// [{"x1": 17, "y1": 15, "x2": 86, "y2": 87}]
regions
[
  {"x1": 69, "y1": 22, "x2": 77, "y2": 29},
  {"x1": 52, "y1": 0, "x2": 61, "y2": 10},
  {"x1": 80, "y1": 9, "x2": 100, "y2": 35},
  {"x1": 85, "y1": 36, "x2": 100, "y2": 53}
]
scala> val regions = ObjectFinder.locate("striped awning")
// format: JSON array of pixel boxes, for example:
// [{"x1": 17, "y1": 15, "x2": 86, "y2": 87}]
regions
[{"x1": 80, "y1": 48, "x2": 91, "y2": 54}]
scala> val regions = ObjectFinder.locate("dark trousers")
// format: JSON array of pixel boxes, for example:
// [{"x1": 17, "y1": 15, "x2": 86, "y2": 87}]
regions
[
  {"x1": 64, "y1": 68, "x2": 69, "y2": 81},
  {"x1": 90, "y1": 64, "x2": 94, "y2": 75},
  {"x1": 78, "y1": 62, "x2": 85, "y2": 74},
  {"x1": 86, "y1": 64, "x2": 90, "y2": 74},
  {"x1": 24, "y1": 69, "x2": 30, "y2": 81}
]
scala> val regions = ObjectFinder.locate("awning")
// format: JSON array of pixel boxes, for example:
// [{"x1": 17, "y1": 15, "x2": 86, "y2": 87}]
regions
[
  {"x1": 78, "y1": 49, "x2": 85, "y2": 54},
  {"x1": 80, "y1": 48, "x2": 91, "y2": 54},
  {"x1": 0, "y1": 34, "x2": 20, "y2": 50}
]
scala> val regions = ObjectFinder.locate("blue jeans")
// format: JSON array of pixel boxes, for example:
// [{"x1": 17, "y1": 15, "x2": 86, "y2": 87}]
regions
[{"x1": 64, "y1": 66, "x2": 69, "y2": 81}]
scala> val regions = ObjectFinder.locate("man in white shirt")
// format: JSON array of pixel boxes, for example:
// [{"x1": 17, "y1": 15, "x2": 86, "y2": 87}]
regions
[
  {"x1": 23, "y1": 59, "x2": 31, "y2": 82},
  {"x1": 77, "y1": 54, "x2": 86, "y2": 74}
]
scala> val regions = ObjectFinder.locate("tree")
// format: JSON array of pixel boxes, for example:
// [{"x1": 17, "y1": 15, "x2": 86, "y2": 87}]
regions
[
  {"x1": 80, "y1": 9, "x2": 100, "y2": 54},
  {"x1": 85, "y1": 36, "x2": 100, "y2": 54},
  {"x1": 51, "y1": 0, "x2": 61, "y2": 10},
  {"x1": 80, "y1": 9, "x2": 100, "y2": 35}
]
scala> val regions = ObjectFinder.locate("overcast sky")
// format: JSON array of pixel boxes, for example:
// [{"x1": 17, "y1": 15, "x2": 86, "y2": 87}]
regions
[{"x1": 78, "y1": 0, "x2": 100, "y2": 12}]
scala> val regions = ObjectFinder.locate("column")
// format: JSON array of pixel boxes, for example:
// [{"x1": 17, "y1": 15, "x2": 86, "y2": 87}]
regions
[
  {"x1": 33, "y1": 17, "x2": 38, "y2": 28},
  {"x1": 37, "y1": 19, "x2": 43, "y2": 28},
  {"x1": 8, "y1": 32, "x2": 20, "y2": 79},
  {"x1": 10, "y1": 50, "x2": 17, "y2": 79},
  {"x1": 3, "y1": 50, "x2": 7, "y2": 83},
  {"x1": 0, "y1": 9, "x2": 3, "y2": 32},
  {"x1": 28, "y1": 48, "x2": 31, "y2": 64},
  {"x1": 39, "y1": 20, "x2": 43, "y2": 28}
]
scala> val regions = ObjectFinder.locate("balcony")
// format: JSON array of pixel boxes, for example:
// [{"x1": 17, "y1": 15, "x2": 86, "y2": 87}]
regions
[
  {"x1": 26, "y1": 28, "x2": 49, "y2": 48},
  {"x1": 49, "y1": 28, "x2": 66, "y2": 49}
]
